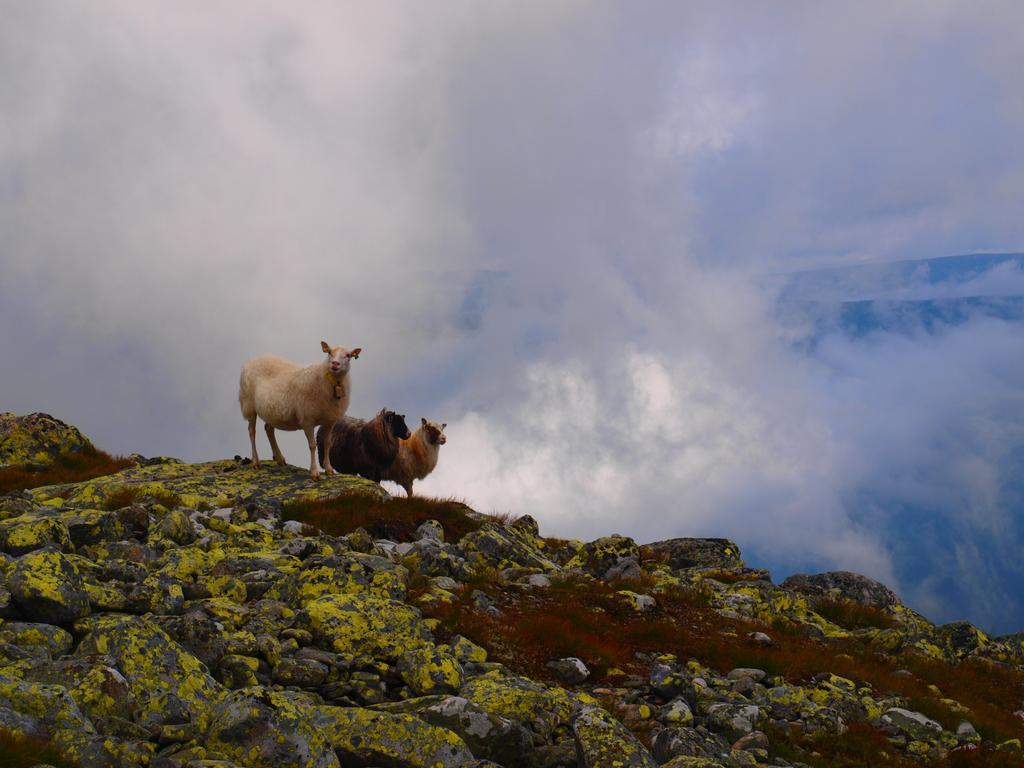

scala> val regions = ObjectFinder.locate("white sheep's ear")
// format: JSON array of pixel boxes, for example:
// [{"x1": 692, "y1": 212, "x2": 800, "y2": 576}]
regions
[
  {"x1": 349, "y1": 348, "x2": 362, "y2": 359},
  {"x1": 321, "y1": 341, "x2": 331, "y2": 353},
  {"x1": 421, "y1": 417, "x2": 427, "y2": 426}
]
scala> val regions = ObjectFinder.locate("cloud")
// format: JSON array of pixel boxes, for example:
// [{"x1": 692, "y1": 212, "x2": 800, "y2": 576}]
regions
[{"x1": 3, "y1": 2, "x2": 1024, "y2": 631}]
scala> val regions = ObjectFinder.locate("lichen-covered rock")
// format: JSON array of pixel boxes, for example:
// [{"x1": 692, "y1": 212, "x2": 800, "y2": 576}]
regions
[
  {"x1": 0, "y1": 621, "x2": 73, "y2": 657},
  {"x1": 153, "y1": 508, "x2": 197, "y2": 546},
  {"x1": 652, "y1": 726, "x2": 730, "y2": 763},
  {"x1": 8, "y1": 551, "x2": 91, "y2": 624},
  {"x1": 459, "y1": 673, "x2": 577, "y2": 741},
  {"x1": 266, "y1": 552, "x2": 408, "y2": 605},
  {"x1": 704, "y1": 702, "x2": 763, "y2": 740},
  {"x1": 643, "y1": 538, "x2": 743, "y2": 570},
  {"x1": 448, "y1": 635, "x2": 488, "y2": 666},
  {"x1": 566, "y1": 535, "x2": 639, "y2": 577},
  {"x1": 400, "y1": 646, "x2": 463, "y2": 696},
  {"x1": 30, "y1": 458, "x2": 386, "y2": 515},
  {"x1": 0, "y1": 412, "x2": 92, "y2": 468},
  {"x1": 882, "y1": 707, "x2": 943, "y2": 741},
  {"x1": 21, "y1": 656, "x2": 138, "y2": 722},
  {"x1": 308, "y1": 704, "x2": 475, "y2": 767},
  {"x1": 75, "y1": 616, "x2": 226, "y2": 729},
  {"x1": 204, "y1": 687, "x2": 340, "y2": 768},
  {"x1": 456, "y1": 523, "x2": 558, "y2": 573},
  {"x1": 572, "y1": 705, "x2": 658, "y2": 768},
  {"x1": 268, "y1": 657, "x2": 326, "y2": 688},
  {"x1": 303, "y1": 593, "x2": 433, "y2": 661},
  {"x1": 781, "y1": 570, "x2": 901, "y2": 609},
  {"x1": 406, "y1": 696, "x2": 534, "y2": 768},
  {"x1": 934, "y1": 620, "x2": 989, "y2": 661},
  {"x1": 0, "y1": 514, "x2": 71, "y2": 555}
]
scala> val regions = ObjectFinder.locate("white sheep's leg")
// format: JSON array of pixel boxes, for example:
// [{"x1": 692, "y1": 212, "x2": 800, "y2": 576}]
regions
[
  {"x1": 248, "y1": 418, "x2": 260, "y2": 468},
  {"x1": 304, "y1": 426, "x2": 320, "y2": 480},
  {"x1": 265, "y1": 424, "x2": 286, "y2": 465},
  {"x1": 321, "y1": 425, "x2": 337, "y2": 476}
]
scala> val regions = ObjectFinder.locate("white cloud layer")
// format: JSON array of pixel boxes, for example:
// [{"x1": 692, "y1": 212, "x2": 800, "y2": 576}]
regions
[{"x1": 3, "y1": 1, "x2": 1024, "y2": 631}]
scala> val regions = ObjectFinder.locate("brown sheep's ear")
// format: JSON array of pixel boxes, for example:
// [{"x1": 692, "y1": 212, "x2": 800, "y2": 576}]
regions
[
  {"x1": 321, "y1": 341, "x2": 331, "y2": 353},
  {"x1": 441, "y1": 423, "x2": 447, "y2": 430},
  {"x1": 421, "y1": 418, "x2": 427, "y2": 426},
  {"x1": 350, "y1": 348, "x2": 362, "y2": 359}
]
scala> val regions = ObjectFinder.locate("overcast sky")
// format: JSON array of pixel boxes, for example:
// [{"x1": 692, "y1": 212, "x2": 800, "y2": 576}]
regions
[{"x1": 3, "y1": 2, "x2": 1024, "y2": 632}]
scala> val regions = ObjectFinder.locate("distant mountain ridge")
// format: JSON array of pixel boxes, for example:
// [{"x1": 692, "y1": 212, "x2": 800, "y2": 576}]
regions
[{"x1": 774, "y1": 251, "x2": 1024, "y2": 305}]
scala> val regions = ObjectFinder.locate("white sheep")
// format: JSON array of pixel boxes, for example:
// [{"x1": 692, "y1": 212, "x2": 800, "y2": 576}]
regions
[
  {"x1": 238, "y1": 341, "x2": 361, "y2": 479},
  {"x1": 383, "y1": 418, "x2": 447, "y2": 497}
]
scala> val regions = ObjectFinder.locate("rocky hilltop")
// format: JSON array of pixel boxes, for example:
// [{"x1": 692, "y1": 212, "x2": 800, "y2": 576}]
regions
[{"x1": 0, "y1": 412, "x2": 1023, "y2": 768}]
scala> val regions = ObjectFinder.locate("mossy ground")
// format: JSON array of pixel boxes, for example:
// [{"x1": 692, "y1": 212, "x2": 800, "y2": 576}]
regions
[
  {"x1": 2, "y1": 420, "x2": 1024, "y2": 767},
  {"x1": 0, "y1": 446, "x2": 133, "y2": 495}
]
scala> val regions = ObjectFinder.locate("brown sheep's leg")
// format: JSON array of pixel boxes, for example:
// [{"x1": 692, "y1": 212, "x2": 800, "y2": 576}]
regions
[
  {"x1": 304, "y1": 426, "x2": 320, "y2": 480},
  {"x1": 321, "y1": 425, "x2": 337, "y2": 476},
  {"x1": 265, "y1": 423, "x2": 286, "y2": 465},
  {"x1": 402, "y1": 481, "x2": 414, "y2": 497}
]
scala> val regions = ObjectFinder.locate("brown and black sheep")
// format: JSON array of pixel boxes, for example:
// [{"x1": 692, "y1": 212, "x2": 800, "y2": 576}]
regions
[{"x1": 315, "y1": 409, "x2": 411, "y2": 482}]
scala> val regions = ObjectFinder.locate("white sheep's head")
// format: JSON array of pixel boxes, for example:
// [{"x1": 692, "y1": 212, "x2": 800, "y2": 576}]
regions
[{"x1": 321, "y1": 341, "x2": 361, "y2": 376}]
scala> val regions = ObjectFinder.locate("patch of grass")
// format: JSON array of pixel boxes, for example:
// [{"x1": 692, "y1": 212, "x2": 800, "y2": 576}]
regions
[
  {"x1": 938, "y1": 746, "x2": 1024, "y2": 767},
  {"x1": 282, "y1": 494, "x2": 484, "y2": 543},
  {"x1": 0, "y1": 728, "x2": 73, "y2": 768},
  {"x1": 103, "y1": 486, "x2": 181, "y2": 510},
  {"x1": 767, "y1": 723, "x2": 918, "y2": 768},
  {"x1": 812, "y1": 596, "x2": 898, "y2": 630},
  {"x1": 0, "y1": 446, "x2": 132, "y2": 495}
]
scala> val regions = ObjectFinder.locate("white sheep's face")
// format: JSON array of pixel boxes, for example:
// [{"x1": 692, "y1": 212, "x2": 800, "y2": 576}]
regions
[
  {"x1": 321, "y1": 341, "x2": 361, "y2": 376},
  {"x1": 422, "y1": 419, "x2": 447, "y2": 446}
]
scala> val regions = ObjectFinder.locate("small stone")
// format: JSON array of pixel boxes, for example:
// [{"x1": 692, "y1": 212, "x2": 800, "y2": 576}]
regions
[
  {"x1": 661, "y1": 699, "x2": 694, "y2": 725},
  {"x1": 510, "y1": 514, "x2": 540, "y2": 537},
  {"x1": 733, "y1": 730, "x2": 770, "y2": 751},
  {"x1": 727, "y1": 668, "x2": 767, "y2": 683},
  {"x1": 747, "y1": 631, "x2": 773, "y2": 646},
  {"x1": 526, "y1": 573, "x2": 552, "y2": 588},
  {"x1": 882, "y1": 708, "x2": 943, "y2": 741},
  {"x1": 273, "y1": 657, "x2": 329, "y2": 687},
  {"x1": 416, "y1": 520, "x2": 445, "y2": 542},
  {"x1": 605, "y1": 556, "x2": 642, "y2": 581},
  {"x1": 618, "y1": 590, "x2": 656, "y2": 612},
  {"x1": 957, "y1": 720, "x2": 980, "y2": 743},
  {"x1": 546, "y1": 657, "x2": 590, "y2": 685}
]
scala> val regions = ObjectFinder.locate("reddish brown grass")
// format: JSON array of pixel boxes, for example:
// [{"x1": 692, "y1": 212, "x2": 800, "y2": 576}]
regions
[
  {"x1": 420, "y1": 579, "x2": 1024, "y2": 753},
  {"x1": 102, "y1": 486, "x2": 180, "y2": 511},
  {"x1": 0, "y1": 728, "x2": 72, "y2": 768},
  {"x1": 0, "y1": 446, "x2": 132, "y2": 495},
  {"x1": 282, "y1": 494, "x2": 483, "y2": 543},
  {"x1": 767, "y1": 722, "x2": 919, "y2": 768}
]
